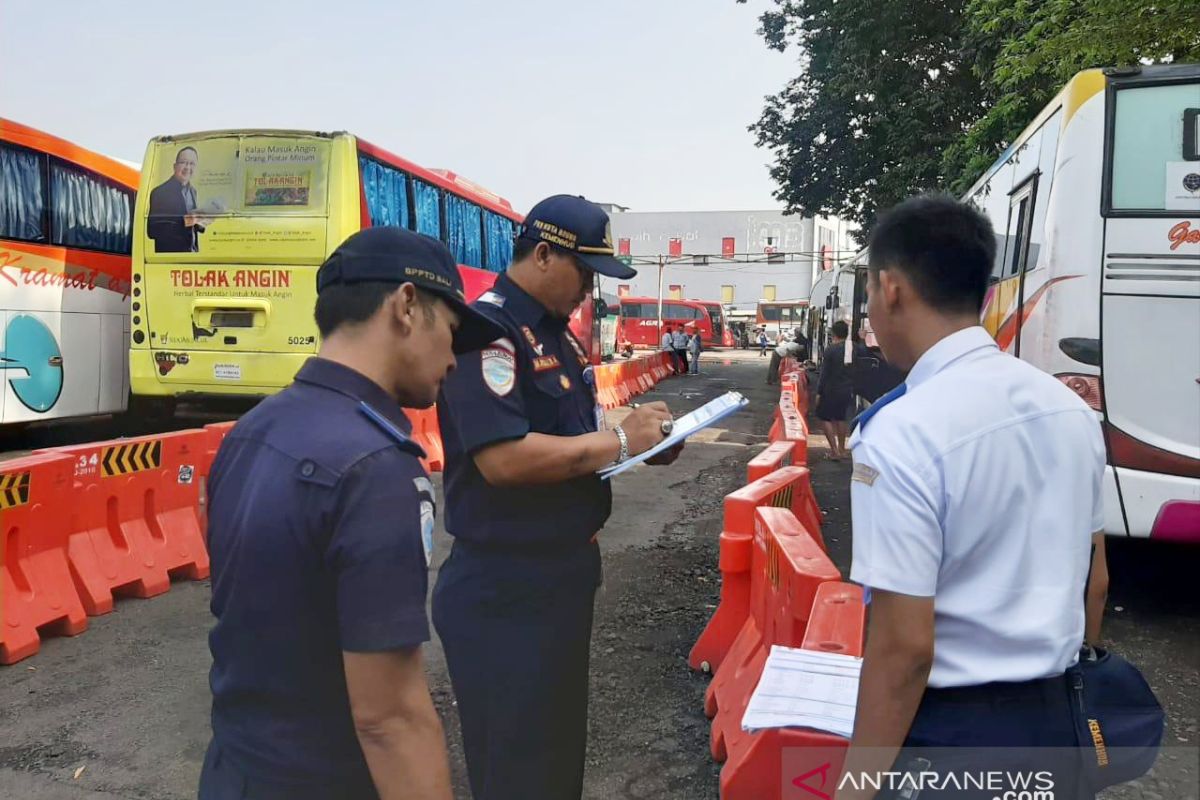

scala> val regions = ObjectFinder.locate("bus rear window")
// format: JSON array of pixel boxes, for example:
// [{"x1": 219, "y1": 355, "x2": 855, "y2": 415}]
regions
[{"x1": 1109, "y1": 81, "x2": 1200, "y2": 212}]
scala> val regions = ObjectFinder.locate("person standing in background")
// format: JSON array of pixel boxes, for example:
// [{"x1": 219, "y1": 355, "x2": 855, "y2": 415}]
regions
[
  {"x1": 687, "y1": 324, "x2": 701, "y2": 375},
  {"x1": 672, "y1": 324, "x2": 689, "y2": 374},
  {"x1": 814, "y1": 320, "x2": 854, "y2": 459}
]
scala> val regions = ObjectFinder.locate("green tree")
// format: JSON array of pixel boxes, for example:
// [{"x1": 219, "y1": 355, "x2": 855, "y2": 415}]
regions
[
  {"x1": 744, "y1": 0, "x2": 984, "y2": 234},
  {"x1": 944, "y1": 0, "x2": 1200, "y2": 194},
  {"x1": 747, "y1": 0, "x2": 1200, "y2": 234}
]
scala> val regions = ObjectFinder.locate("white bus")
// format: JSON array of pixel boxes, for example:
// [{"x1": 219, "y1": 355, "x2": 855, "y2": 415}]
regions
[
  {"x1": 0, "y1": 120, "x2": 137, "y2": 425},
  {"x1": 851, "y1": 65, "x2": 1200, "y2": 541}
]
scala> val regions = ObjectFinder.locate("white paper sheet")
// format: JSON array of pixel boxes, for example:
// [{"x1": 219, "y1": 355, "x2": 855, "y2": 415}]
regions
[
  {"x1": 598, "y1": 391, "x2": 749, "y2": 480},
  {"x1": 741, "y1": 645, "x2": 863, "y2": 738}
]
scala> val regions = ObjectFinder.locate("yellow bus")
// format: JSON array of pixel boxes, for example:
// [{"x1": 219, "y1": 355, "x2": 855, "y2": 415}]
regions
[{"x1": 129, "y1": 129, "x2": 530, "y2": 412}]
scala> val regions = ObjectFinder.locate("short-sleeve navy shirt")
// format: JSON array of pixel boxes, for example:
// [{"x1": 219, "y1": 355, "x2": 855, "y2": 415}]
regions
[
  {"x1": 437, "y1": 272, "x2": 611, "y2": 549},
  {"x1": 206, "y1": 358, "x2": 435, "y2": 788}
]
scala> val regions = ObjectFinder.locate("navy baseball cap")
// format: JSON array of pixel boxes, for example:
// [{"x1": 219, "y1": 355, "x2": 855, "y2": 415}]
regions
[
  {"x1": 317, "y1": 227, "x2": 505, "y2": 354},
  {"x1": 517, "y1": 195, "x2": 637, "y2": 280}
]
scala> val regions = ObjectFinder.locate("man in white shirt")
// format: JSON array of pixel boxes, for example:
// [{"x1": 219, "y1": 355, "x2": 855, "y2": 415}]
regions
[
  {"x1": 660, "y1": 326, "x2": 677, "y2": 372},
  {"x1": 671, "y1": 325, "x2": 690, "y2": 374},
  {"x1": 838, "y1": 196, "x2": 1107, "y2": 800}
]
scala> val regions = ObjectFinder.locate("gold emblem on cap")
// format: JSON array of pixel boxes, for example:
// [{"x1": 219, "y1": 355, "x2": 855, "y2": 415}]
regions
[
  {"x1": 603, "y1": 221, "x2": 613, "y2": 249},
  {"x1": 560, "y1": 375, "x2": 571, "y2": 390}
]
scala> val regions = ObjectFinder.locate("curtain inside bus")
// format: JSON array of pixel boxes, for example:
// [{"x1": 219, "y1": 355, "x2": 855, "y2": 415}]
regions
[
  {"x1": 50, "y1": 162, "x2": 132, "y2": 253},
  {"x1": 484, "y1": 211, "x2": 514, "y2": 272},
  {"x1": 358, "y1": 156, "x2": 410, "y2": 229},
  {"x1": 413, "y1": 179, "x2": 441, "y2": 239},
  {"x1": 0, "y1": 145, "x2": 46, "y2": 242},
  {"x1": 446, "y1": 194, "x2": 483, "y2": 267}
]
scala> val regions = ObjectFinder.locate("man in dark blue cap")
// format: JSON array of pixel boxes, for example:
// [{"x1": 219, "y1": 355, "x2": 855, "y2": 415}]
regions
[
  {"x1": 434, "y1": 195, "x2": 683, "y2": 800},
  {"x1": 199, "y1": 226, "x2": 504, "y2": 800}
]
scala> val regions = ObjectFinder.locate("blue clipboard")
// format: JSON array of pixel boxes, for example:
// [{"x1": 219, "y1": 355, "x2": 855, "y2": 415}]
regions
[{"x1": 599, "y1": 391, "x2": 749, "y2": 480}]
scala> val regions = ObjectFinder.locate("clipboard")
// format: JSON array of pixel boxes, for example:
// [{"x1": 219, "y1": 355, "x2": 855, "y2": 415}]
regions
[{"x1": 598, "y1": 391, "x2": 749, "y2": 480}]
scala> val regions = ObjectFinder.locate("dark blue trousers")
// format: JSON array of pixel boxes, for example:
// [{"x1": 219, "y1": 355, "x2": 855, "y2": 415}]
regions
[
  {"x1": 432, "y1": 539, "x2": 601, "y2": 800},
  {"x1": 197, "y1": 742, "x2": 379, "y2": 800},
  {"x1": 878, "y1": 674, "x2": 1091, "y2": 799}
]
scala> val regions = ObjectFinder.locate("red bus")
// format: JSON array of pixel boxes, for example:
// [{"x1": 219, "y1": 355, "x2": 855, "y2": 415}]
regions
[
  {"x1": 616, "y1": 297, "x2": 716, "y2": 348},
  {"x1": 700, "y1": 302, "x2": 735, "y2": 347}
]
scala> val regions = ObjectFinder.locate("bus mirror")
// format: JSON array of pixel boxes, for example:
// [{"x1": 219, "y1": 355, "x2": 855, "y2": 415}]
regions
[
  {"x1": 825, "y1": 297, "x2": 833, "y2": 310},
  {"x1": 594, "y1": 298, "x2": 610, "y2": 318}
]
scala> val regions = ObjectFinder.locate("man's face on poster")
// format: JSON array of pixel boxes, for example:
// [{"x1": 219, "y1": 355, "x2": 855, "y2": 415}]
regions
[{"x1": 173, "y1": 148, "x2": 198, "y2": 185}]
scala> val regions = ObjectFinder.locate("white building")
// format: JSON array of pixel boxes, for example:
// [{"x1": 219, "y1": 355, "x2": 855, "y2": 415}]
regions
[{"x1": 599, "y1": 207, "x2": 857, "y2": 310}]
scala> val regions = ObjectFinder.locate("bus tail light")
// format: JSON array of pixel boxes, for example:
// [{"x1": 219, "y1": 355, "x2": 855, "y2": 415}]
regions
[{"x1": 1055, "y1": 373, "x2": 1103, "y2": 411}]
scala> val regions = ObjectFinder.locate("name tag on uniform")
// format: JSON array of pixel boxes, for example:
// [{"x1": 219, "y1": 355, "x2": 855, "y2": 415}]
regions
[
  {"x1": 852, "y1": 462, "x2": 879, "y2": 486},
  {"x1": 532, "y1": 354, "x2": 562, "y2": 372}
]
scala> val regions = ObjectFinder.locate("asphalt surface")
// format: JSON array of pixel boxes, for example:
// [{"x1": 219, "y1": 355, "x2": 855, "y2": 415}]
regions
[{"x1": 0, "y1": 351, "x2": 1196, "y2": 799}]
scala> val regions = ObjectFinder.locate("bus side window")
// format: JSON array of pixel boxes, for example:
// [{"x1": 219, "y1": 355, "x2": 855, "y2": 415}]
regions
[
  {"x1": 1007, "y1": 177, "x2": 1037, "y2": 276},
  {"x1": 483, "y1": 210, "x2": 514, "y2": 273},
  {"x1": 446, "y1": 194, "x2": 483, "y2": 268},
  {"x1": 0, "y1": 143, "x2": 48, "y2": 244},
  {"x1": 412, "y1": 179, "x2": 442, "y2": 240},
  {"x1": 49, "y1": 159, "x2": 134, "y2": 254},
  {"x1": 357, "y1": 155, "x2": 411, "y2": 230}
]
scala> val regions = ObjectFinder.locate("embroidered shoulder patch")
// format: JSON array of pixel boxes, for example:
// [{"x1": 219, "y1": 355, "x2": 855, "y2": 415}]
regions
[
  {"x1": 481, "y1": 338, "x2": 516, "y2": 396},
  {"x1": 851, "y1": 462, "x2": 879, "y2": 486}
]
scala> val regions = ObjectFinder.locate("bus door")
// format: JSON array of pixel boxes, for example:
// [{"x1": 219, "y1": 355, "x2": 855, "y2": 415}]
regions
[{"x1": 1101, "y1": 68, "x2": 1200, "y2": 537}]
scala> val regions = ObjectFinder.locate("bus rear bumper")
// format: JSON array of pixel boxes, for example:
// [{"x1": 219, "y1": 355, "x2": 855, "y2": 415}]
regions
[
  {"x1": 130, "y1": 349, "x2": 312, "y2": 398},
  {"x1": 1114, "y1": 466, "x2": 1200, "y2": 542}
]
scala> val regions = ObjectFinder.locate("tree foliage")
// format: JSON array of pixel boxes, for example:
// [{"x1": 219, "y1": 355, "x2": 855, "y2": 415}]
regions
[{"x1": 744, "y1": 0, "x2": 1200, "y2": 235}]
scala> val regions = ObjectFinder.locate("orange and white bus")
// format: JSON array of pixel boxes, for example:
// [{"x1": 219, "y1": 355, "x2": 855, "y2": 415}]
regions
[
  {"x1": 0, "y1": 119, "x2": 137, "y2": 424},
  {"x1": 129, "y1": 129, "x2": 603, "y2": 410}
]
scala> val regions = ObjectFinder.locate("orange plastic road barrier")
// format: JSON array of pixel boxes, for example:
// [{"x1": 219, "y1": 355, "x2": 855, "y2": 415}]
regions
[
  {"x1": 634, "y1": 358, "x2": 651, "y2": 393},
  {"x1": 747, "y1": 441, "x2": 797, "y2": 483},
  {"x1": 781, "y1": 369, "x2": 809, "y2": 417},
  {"x1": 652, "y1": 352, "x2": 668, "y2": 382},
  {"x1": 201, "y1": 421, "x2": 237, "y2": 479},
  {"x1": 43, "y1": 431, "x2": 210, "y2": 619},
  {"x1": 689, "y1": 466, "x2": 826, "y2": 673},
  {"x1": 402, "y1": 406, "x2": 444, "y2": 473},
  {"x1": 596, "y1": 364, "x2": 621, "y2": 410},
  {"x1": 768, "y1": 398, "x2": 809, "y2": 467},
  {"x1": 707, "y1": 507, "x2": 840, "y2": 754},
  {"x1": 1, "y1": 453, "x2": 89, "y2": 664},
  {"x1": 716, "y1": 580, "x2": 865, "y2": 800},
  {"x1": 642, "y1": 356, "x2": 657, "y2": 390}
]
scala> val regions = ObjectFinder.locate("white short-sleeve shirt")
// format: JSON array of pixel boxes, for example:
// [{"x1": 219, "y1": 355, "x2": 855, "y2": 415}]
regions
[{"x1": 849, "y1": 327, "x2": 1106, "y2": 688}]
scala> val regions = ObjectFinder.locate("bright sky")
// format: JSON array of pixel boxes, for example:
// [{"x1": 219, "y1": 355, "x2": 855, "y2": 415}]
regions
[{"x1": 1, "y1": 0, "x2": 797, "y2": 215}]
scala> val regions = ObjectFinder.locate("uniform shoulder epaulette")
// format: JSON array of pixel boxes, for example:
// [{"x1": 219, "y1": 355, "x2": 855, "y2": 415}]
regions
[
  {"x1": 358, "y1": 401, "x2": 427, "y2": 458},
  {"x1": 477, "y1": 290, "x2": 506, "y2": 307}
]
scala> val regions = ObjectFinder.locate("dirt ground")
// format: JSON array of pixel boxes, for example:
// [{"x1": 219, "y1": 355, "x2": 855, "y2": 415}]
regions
[{"x1": 1, "y1": 352, "x2": 1196, "y2": 799}]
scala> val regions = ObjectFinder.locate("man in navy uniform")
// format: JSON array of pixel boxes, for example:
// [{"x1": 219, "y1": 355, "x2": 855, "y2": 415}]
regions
[
  {"x1": 837, "y1": 196, "x2": 1107, "y2": 799},
  {"x1": 434, "y1": 195, "x2": 682, "y2": 800},
  {"x1": 200, "y1": 227, "x2": 504, "y2": 800}
]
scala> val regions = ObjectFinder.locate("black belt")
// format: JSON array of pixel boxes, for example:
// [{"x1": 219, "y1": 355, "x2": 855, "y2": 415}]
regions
[{"x1": 922, "y1": 673, "x2": 1070, "y2": 705}]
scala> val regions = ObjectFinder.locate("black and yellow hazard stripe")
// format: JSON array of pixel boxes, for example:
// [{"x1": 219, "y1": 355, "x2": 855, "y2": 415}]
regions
[
  {"x1": 767, "y1": 537, "x2": 781, "y2": 589},
  {"x1": 101, "y1": 440, "x2": 162, "y2": 477},
  {"x1": 0, "y1": 470, "x2": 31, "y2": 509},
  {"x1": 770, "y1": 484, "x2": 794, "y2": 510}
]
